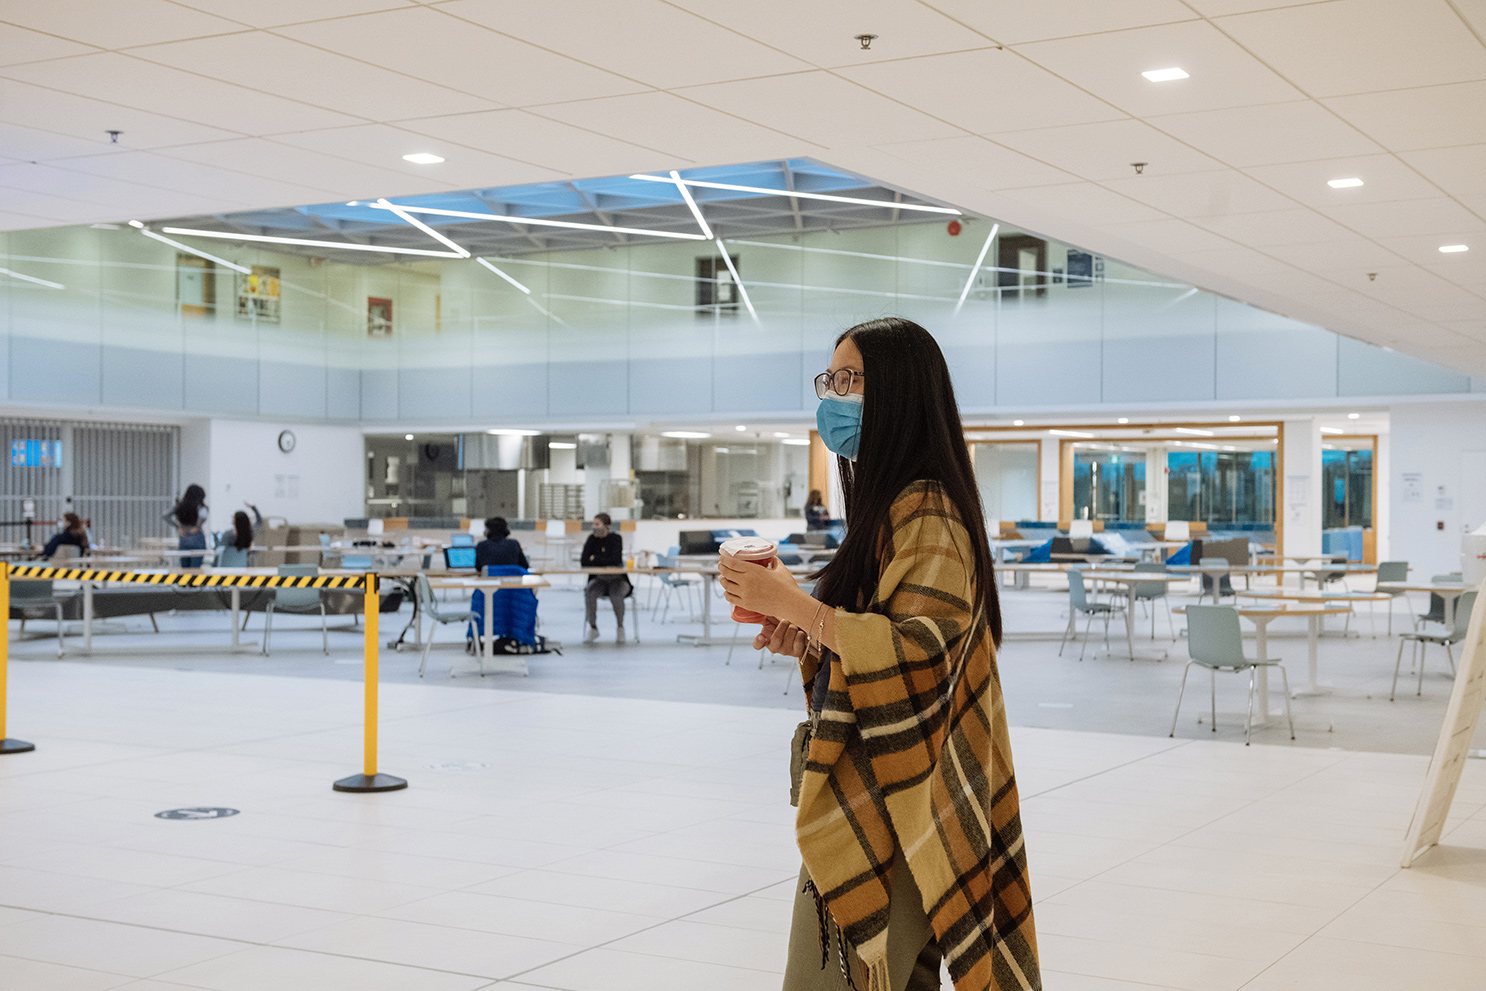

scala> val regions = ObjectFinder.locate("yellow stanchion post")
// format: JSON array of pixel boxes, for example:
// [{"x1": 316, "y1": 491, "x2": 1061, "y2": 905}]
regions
[
  {"x1": 0, "y1": 562, "x2": 35, "y2": 755},
  {"x1": 333, "y1": 572, "x2": 406, "y2": 792}
]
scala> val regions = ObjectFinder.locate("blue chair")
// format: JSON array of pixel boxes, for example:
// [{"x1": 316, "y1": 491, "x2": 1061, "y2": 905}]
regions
[
  {"x1": 1171, "y1": 605, "x2": 1293, "y2": 745},
  {"x1": 263, "y1": 564, "x2": 327, "y2": 656},
  {"x1": 468, "y1": 565, "x2": 539, "y2": 649},
  {"x1": 652, "y1": 545, "x2": 701, "y2": 622},
  {"x1": 339, "y1": 554, "x2": 374, "y2": 570}
]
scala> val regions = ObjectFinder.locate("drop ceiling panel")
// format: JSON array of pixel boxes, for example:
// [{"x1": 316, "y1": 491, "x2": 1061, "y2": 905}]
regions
[
  {"x1": 1190, "y1": 208, "x2": 1356, "y2": 247},
  {"x1": 1101, "y1": 169, "x2": 1296, "y2": 218},
  {"x1": 1320, "y1": 198, "x2": 1486, "y2": 239},
  {"x1": 1095, "y1": 216, "x2": 1241, "y2": 253},
  {"x1": 129, "y1": 32, "x2": 497, "y2": 121},
  {"x1": 393, "y1": 112, "x2": 672, "y2": 179},
  {"x1": 991, "y1": 119, "x2": 1223, "y2": 181},
  {"x1": 1243, "y1": 155, "x2": 1446, "y2": 209},
  {"x1": 281, "y1": 7, "x2": 647, "y2": 108},
  {"x1": 1216, "y1": 0, "x2": 1486, "y2": 97},
  {"x1": 1399, "y1": 144, "x2": 1486, "y2": 201},
  {"x1": 0, "y1": 123, "x2": 125, "y2": 162},
  {"x1": 1016, "y1": 20, "x2": 1304, "y2": 117},
  {"x1": 923, "y1": 0, "x2": 1195, "y2": 45},
  {"x1": 0, "y1": 79, "x2": 240, "y2": 149},
  {"x1": 1373, "y1": 232, "x2": 1486, "y2": 269},
  {"x1": 0, "y1": 0, "x2": 242, "y2": 50},
  {"x1": 0, "y1": 23, "x2": 98, "y2": 66},
  {"x1": 1266, "y1": 237, "x2": 1407, "y2": 274},
  {"x1": 1323, "y1": 81, "x2": 1486, "y2": 151},
  {"x1": 1000, "y1": 181, "x2": 1169, "y2": 226},
  {"x1": 162, "y1": 139, "x2": 458, "y2": 200},
  {"x1": 438, "y1": 0, "x2": 809, "y2": 90},
  {"x1": 0, "y1": 164, "x2": 223, "y2": 216},
  {"x1": 0, "y1": 189, "x2": 120, "y2": 222},
  {"x1": 1181, "y1": 0, "x2": 1320, "y2": 13},
  {"x1": 1147, "y1": 102, "x2": 1382, "y2": 168},
  {"x1": 54, "y1": 151, "x2": 341, "y2": 205},
  {"x1": 874, "y1": 136, "x2": 1078, "y2": 190},
  {"x1": 838, "y1": 49, "x2": 1125, "y2": 134},
  {"x1": 171, "y1": 0, "x2": 418, "y2": 27},
  {"x1": 677, "y1": 73, "x2": 961, "y2": 146},
  {"x1": 530, "y1": 93, "x2": 815, "y2": 164},
  {"x1": 668, "y1": 0, "x2": 988, "y2": 68},
  {"x1": 285, "y1": 121, "x2": 573, "y2": 187},
  {"x1": 2, "y1": 53, "x2": 360, "y2": 135}
]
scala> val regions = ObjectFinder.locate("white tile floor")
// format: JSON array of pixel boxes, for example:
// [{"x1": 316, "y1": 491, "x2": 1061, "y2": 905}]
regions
[{"x1": 2, "y1": 659, "x2": 1486, "y2": 990}]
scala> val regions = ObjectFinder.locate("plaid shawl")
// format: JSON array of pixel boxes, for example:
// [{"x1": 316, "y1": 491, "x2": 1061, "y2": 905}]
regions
[{"x1": 796, "y1": 480, "x2": 1040, "y2": 991}]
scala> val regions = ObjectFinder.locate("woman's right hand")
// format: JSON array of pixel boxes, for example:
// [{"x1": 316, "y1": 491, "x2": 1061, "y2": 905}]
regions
[{"x1": 754, "y1": 616, "x2": 809, "y2": 658}]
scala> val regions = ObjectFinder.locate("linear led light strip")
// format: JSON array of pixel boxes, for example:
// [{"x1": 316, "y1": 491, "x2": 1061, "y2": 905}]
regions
[
  {"x1": 130, "y1": 222, "x2": 252, "y2": 274},
  {"x1": 715, "y1": 238, "x2": 758, "y2": 324},
  {"x1": 375, "y1": 198, "x2": 469, "y2": 257},
  {"x1": 629, "y1": 174, "x2": 963, "y2": 216},
  {"x1": 473, "y1": 257, "x2": 573, "y2": 328},
  {"x1": 0, "y1": 265, "x2": 65, "y2": 290},
  {"x1": 364, "y1": 201, "x2": 709, "y2": 241},
  {"x1": 161, "y1": 227, "x2": 464, "y2": 258},
  {"x1": 954, "y1": 224, "x2": 998, "y2": 315},
  {"x1": 672, "y1": 171, "x2": 712, "y2": 239}
]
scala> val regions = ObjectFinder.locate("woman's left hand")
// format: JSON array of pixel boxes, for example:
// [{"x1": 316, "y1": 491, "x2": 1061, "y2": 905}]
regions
[{"x1": 719, "y1": 554, "x2": 805, "y2": 620}]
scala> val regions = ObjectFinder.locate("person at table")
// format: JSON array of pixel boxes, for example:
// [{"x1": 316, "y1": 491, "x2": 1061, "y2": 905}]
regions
[
  {"x1": 165, "y1": 484, "x2": 208, "y2": 568},
  {"x1": 41, "y1": 512, "x2": 89, "y2": 559},
  {"x1": 581, "y1": 512, "x2": 630, "y2": 644},
  {"x1": 475, "y1": 516, "x2": 529, "y2": 572},
  {"x1": 804, "y1": 488, "x2": 831, "y2": 530},
  {"x1": 719, "y1": 318, "x2": 1040, "y2": 991},
  {"x1": 215, "y1": 505, "x2": 262, "y2": 567}
]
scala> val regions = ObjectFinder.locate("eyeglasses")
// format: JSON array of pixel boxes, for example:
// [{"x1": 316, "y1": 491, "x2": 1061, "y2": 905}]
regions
[{"x1": 814, "y1": 368, "x2": 864, "y2": 400}]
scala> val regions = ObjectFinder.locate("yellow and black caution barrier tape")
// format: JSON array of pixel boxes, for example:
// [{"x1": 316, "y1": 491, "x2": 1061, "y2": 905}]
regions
[{"x1": 0, "y1": 562, "x2": 407, "y2": 793}]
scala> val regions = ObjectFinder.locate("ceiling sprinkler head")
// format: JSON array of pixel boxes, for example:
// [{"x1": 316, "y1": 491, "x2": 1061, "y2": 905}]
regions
[
  {"x1": 106, "y1": 130, "x2": 122, "y2": 143},
  {"x1": 1367, "y1": 272, "x2": 1377, "y2": 281},
  {"x1": 1131, "y1": 162, "x2": 1147, "y2": 175},
  {"x1": 855, "y1": 33, "x2": 877, "y2": 50}
]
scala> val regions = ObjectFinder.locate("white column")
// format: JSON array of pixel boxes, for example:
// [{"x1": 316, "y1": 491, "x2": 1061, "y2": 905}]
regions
[
  {"x1": 1145, "y1": 445, "x2": 1168, "y2": 524},
  {"x1": 1282, "y1": 418, "x2": 1322, "y2": 574},
  {"x1": 1039, "y1": 436, "x2": 1059, "y2": 522}
]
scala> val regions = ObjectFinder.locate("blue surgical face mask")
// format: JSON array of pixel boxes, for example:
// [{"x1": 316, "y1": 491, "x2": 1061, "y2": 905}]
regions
[{"x1": 816, "y1": 392, "x2": 863, "y2": 461}]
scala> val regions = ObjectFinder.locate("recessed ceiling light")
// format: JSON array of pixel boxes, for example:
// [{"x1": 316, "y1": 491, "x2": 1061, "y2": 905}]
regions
[
  {"x1": 404, "y1": 434, "x2": 414, "y2": 440},
  {"x1": 1049, "y1": 429, "x2": 1095, "y2": 438},
  {"x1": 735, "y1": 425, "x2": 747, "y2": 432},
  {"x1": 1327, "y1": 178, "x2": 1364, "y2": 189},
  {"x1": 1141, "y1": 67, "x2": 1189, "y2": 82},
  {"x1": 127, "y1": 220, "x2": 144, "y2": 228},
  {"x1": 1320, "y1": 427, "x2": 1344, "y2": 434},
  {"x1": 1117, "y1": 417, "x2": 1129, "y2": 424},
  {"x1": 773, "y1": 432, "x2": 790, "y2": 438},
  {"x1": 1175, "y1": 427, "x2": 1214, "y2": 436},
  {"x1": 1012, "y1": 419, "x2": 1024, "y2": 426},
  {"x1": 1228, "y1": 415, "x2": 1242, "y2": 421},
  {"x1": 1347, "y1": 412, "x2": 1360, "y2": 419},
  {"x1": 662, "y1": 430, "x2": 710, "y2": 439},
  {"x1": 548, "y1": 441, "x2": 577, "y2": 450},
  {"x1": 1439, "y1": 244, "x2": 1469, "y2": 253},
  {"x1": 402, "y1": 153, "x2": 444, "y2": 165},
  {"x1": 782, "y1": 438, "x2": 810, "y2": 446},
  {"x1": 486, "y1": 428, "x2": 540, "y2": 436}
]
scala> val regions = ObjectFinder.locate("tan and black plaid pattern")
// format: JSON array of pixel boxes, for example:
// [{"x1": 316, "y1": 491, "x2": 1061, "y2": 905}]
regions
[{"x1": 795, "y1": 481, "x2": 1039, "y2": 991}]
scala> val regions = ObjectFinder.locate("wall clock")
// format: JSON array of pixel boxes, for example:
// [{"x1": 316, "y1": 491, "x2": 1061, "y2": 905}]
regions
[{"x1": 277, "y1": 430, "x2": 296, "y2": 453}]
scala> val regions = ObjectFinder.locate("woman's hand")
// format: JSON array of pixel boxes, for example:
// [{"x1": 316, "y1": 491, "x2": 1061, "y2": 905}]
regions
[
  {"x1": 754, "y1": 616, "x2": 809, "y2": 658},
  {"x1": 719, "y1": 554, "x2": 806, "y2": 621}
]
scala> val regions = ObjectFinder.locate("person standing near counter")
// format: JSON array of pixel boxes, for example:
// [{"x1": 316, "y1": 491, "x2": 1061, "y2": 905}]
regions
[
  {"x1": 720, "y1": 318, "x2": 1040, "y2": 991},
  {"x1": 581, "y1": 513, "x2": 630, "y2": 644},
  {"x1": 165, "y1": 484, "x2": 208, "y2": 568}
]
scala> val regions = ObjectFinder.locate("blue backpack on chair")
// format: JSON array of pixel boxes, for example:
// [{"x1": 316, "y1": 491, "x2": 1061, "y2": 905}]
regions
[{"x1": 467, "y1": 565, "x2": 540, "y2": 648}]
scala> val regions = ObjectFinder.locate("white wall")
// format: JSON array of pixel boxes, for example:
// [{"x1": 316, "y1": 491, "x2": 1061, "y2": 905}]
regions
[
  {"x1": 1389, "y1": 400, "x2": 1486, "y2": 577},
  {"x1": 204, "y1": 420, "x2": 365, "y2": 526}
]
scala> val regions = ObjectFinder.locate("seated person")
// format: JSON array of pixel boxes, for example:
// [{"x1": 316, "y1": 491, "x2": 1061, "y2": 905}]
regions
[
  {"x1": 475, "y1": 517, "x2": 529, "y2": 572},
  {"x1": 41, "y1": 512, "x2": 89, "y2": 559},
  {"x1": 804, "y1": 489, "x2": 831, "y2": 530},
  {"x1": 215, "y1": 505, "x2": 262, "y2": 567},
  {"x1": 582, "y1": 513, "x2": 630, "y2": 644}
]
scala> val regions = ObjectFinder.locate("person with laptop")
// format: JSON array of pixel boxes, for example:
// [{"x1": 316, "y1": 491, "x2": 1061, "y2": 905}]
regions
[
  {"x1": 475, "y1": 517, "x2": 529, "y2": 572},
  {"x1": 581, "y1": 513, "x2": 630, "y2": 644}
]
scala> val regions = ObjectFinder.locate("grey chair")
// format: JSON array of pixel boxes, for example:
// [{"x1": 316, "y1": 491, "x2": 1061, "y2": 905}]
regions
[
  {"x1": 1196, "y1": 557, "x2": 1234, "y2": 603},
  {"x1": 652, "y1": 547, "x2": 702, "y2": 622},
  {"x1": 1373, "y1": 560, "x2": 1409, "y2": 635},
  {"x1": 1060, "y1": 569, "x2": 1127, "y2": 662},
  {"x1": 414, "y1": 574, "x2": 478, "y2": 678},
  {"x1": 1170, "y1": 605, "x2": 1294, "y2": 746},
  {"x1": 12, "y1": 579, "x2": 66, "y2": 657},
  {"x1": 1393, "y1": 590, "x2": 1476, "y2": 701},
  {"x1": 1416, "y1": 573, "x2": 1462, "y2": 629},
  {"x1": 1132, "y1": 562, "x2": 1176, "y2": 641},
  {"x1": 263, "y1": 564, "x2": 327, "y2": 656}
]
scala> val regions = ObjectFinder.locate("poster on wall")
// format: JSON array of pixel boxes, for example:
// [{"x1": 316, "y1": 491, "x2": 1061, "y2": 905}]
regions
[
  {"x1": 367, "y1": 297, "x2": 393, "y2": 337},
  {"x1": 236, "y1": 266, "x2": 281, "y2": 323},
  {"x1": 176, "y1": 254, "x2": 215, "y2": 317}
]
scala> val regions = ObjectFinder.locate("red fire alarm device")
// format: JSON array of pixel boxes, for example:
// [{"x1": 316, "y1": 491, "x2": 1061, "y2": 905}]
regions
[{"x1": 947, "y1": 220, "x2": 961, "y2": 236}]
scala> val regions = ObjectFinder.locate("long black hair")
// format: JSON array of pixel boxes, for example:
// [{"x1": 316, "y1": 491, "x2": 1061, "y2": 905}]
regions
[
  {"x1": 232, "y1": 511, "x2": 253, "y2": 551},
  {"x1": 812, "y1": 317, "x2": 1002, "y2": 647}
]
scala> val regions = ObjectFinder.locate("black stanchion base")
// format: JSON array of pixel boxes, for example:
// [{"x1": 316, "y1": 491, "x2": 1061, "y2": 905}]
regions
[
  {"x1": 0, "y1": 738, "x2": 36, "y2": 755},
  {"x1": 333, "y1": 772, "x2": 407, "y2": 793}
]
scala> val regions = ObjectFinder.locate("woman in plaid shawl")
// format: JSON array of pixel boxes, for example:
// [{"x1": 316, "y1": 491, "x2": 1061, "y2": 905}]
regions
[{"x1": 721, "y1": 319, "x2": 1040, "y2": 991}]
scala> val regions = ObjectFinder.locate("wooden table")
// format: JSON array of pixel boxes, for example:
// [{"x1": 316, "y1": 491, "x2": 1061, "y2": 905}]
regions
[
  {"x1": 428, "y1": 574, "x2": 552, "y2": 675},
  {"x1": 1375, "y1": 581, "x2": 1474, "y2": 629},
  {"x1": 1182, "y1": 601, "x2": 1353, "y2": 715},
  {"x1": 1077, "y1": 570, "x2": 1193, "y2": 661},
  {"x1": 1238, "y1": 589, "x2": 1388, "y2": 694}
]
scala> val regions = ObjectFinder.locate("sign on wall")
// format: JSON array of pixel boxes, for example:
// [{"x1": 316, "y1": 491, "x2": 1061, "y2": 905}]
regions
[
  {"x1": 10, "y1": 440, "x2": 62, "y2": 467},
  {"x1": 368, "y1": 297, "x2": 393, "y2": 337},
  {"x1": 237, "y1": 265, "x2": 281, "y2": 323}
]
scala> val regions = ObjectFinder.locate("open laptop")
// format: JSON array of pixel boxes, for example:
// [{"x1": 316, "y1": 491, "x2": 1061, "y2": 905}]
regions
[{"x1": 443, "y1": 546, "x2": 476, "y2": 570}]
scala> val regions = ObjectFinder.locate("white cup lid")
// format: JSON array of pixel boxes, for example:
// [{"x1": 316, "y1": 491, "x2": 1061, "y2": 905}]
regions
[{"x1": 720, "y1": 536, "x2": 775, "y2": 558}]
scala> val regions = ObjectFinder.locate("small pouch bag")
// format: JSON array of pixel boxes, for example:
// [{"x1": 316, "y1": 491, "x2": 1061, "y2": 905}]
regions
[{"x1": 789, "y1": 718, "x2": 813, "y2": 808}]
